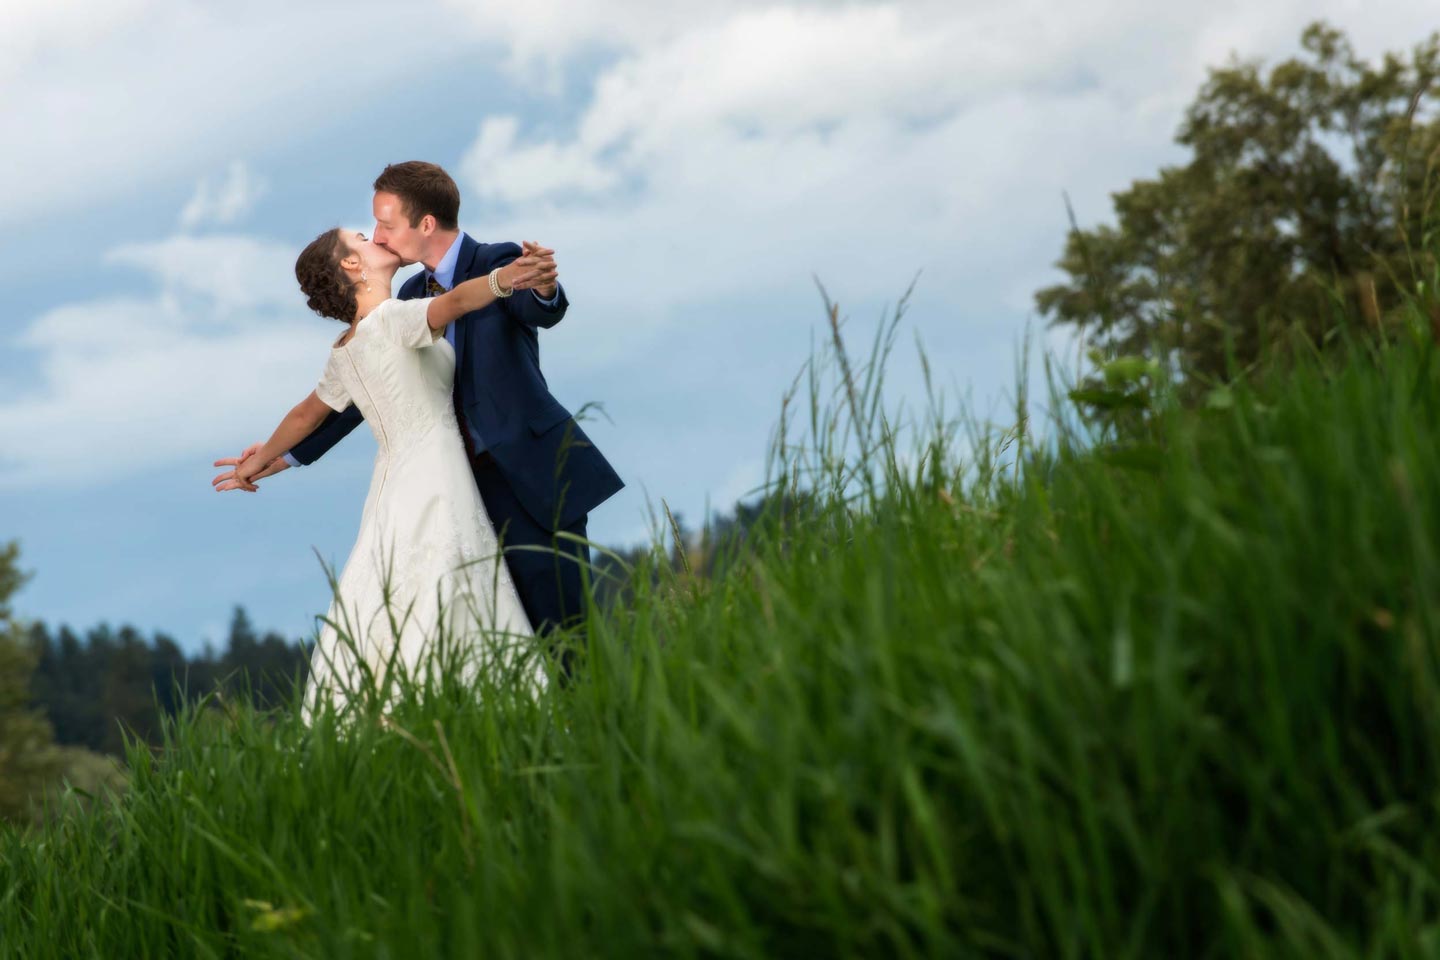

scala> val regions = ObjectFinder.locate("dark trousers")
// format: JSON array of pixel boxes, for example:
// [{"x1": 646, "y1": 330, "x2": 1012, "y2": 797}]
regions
[{"x1": 467, "y1": 451, "x2": 590, "y2": 672}]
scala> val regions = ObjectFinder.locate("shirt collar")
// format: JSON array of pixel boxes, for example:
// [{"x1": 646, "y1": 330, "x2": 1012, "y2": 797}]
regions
[{"x1": 428, "y1": 233, "x2": 465, "y2": 290}]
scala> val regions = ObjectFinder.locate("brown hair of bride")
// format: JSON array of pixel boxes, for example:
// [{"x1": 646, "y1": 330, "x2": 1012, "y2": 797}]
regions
[{"x1": 294, "y1": 228, "x2": 357, "y2": 323}]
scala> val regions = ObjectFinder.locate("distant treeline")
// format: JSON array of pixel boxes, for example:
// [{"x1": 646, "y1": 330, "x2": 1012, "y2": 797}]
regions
[{"x1": 25, "y1": 608, "x2": 308, "y2": 756}]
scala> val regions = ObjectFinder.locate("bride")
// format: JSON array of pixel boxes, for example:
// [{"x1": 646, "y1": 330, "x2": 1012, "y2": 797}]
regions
[{"x1": 231, "y1": 227, "x2": 556, "y2": 722}]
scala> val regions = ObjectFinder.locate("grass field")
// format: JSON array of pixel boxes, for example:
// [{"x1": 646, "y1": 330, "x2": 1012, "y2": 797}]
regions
[{"x1": 2, "y1": 298, "x2": 1438, "y2": 958}]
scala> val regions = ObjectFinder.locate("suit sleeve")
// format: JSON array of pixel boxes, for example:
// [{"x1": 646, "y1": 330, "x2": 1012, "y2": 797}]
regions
[
  {"x1": 289, "y1": 403, "x2": 365, "y2": 465},
  {"x1": 492, "y1": 242, "x2": 569, "y2": 330}
]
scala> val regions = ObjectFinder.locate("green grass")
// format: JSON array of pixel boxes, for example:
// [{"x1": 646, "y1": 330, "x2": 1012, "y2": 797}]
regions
[{"x1": 2, "y1": 299, "x2": 1438, "y2": 958}]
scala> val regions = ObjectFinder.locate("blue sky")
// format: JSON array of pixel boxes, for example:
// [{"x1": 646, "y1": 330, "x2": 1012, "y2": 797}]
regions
[{"x1": 1, "y1": 0, "x2": 1430, "y2": 652}]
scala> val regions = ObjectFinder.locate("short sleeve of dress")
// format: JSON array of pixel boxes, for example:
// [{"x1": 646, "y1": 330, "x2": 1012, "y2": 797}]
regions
[
  {"x1": 315, "y1": 352, "x2": 351, "y2": 412},
  {"x1": 374, "y1": 298, "x2": 441, "y2": 349}
]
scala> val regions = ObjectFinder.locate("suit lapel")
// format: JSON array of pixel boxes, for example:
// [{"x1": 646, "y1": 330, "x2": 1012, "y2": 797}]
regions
[
  {"x1": 456, "y1": 232, "x2": 482, "y2": 282},
  {"x1": 397, "y1": 269, "x2": 422, "y2": 300},
  {"x1": 451, "y1": 233, "x2": 482, "y2": 375}
]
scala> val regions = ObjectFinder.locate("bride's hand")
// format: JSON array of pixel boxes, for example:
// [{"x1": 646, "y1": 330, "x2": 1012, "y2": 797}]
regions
[
  {"x1": 520, "y1": 240, "x2": 559, "y2": 298},
  {"x1": 500, "y1": 247, "x2": 558, "y2": 292},
  {"x1": 213, "y1": 442, "x2": 288, "y2": 493},
  {"x1": 234, "y1": 452, "x2": 268, "y2": 487}
]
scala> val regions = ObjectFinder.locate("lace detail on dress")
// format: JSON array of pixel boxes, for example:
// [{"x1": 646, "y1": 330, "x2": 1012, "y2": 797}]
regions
[
  {"x1": 315, "y1": 351, "x2": 351, "y2": 412},
  {"x1": 328, "y1": 300, "x2": 463, "y2": 461}
]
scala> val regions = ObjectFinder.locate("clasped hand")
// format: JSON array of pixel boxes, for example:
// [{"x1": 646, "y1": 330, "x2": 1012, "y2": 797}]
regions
[
  {"x1": 514, "y1": 241, "x2": 559, "y2": 298},
  {"x1": 213, "y1": 443, "x2": 288, "y2": 493}
]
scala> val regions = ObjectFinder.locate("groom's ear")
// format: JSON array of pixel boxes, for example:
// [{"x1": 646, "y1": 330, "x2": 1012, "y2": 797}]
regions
[{"x1": 419, "y1": 214, "x2": 436, "y2": 236}]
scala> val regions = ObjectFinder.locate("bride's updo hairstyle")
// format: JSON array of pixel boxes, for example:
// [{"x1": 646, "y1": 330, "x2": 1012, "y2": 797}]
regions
[{"x1": 295, "y1": 228, "x2": 357, "y2": 323}]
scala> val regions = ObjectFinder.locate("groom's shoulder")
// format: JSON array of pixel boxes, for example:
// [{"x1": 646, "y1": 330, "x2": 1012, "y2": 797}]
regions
[
  {"x1": 473, "y1": 239, "x2": 522, "y2": 267},
  {"x1": 454, "y1": 235, "x2": 521, "y2": 282}
]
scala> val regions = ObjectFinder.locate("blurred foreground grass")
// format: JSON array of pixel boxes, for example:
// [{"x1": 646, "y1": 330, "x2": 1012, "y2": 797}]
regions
[{"x1": 2, "y1": 295, "x2": 1438, "y2": 958}]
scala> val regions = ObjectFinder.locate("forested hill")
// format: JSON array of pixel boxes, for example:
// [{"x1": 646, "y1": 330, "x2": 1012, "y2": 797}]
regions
[{"x1": 23, "y1": 608, "x2": 307, "y2": 755}]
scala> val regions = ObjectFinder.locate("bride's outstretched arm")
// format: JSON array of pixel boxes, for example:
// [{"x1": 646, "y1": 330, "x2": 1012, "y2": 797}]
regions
[
  {"x1": 425, "y1": 248, "x2": 557, "y2": 331},
  {"x1": 234, "y1": 392, "x2": 334, "y2": 485}
]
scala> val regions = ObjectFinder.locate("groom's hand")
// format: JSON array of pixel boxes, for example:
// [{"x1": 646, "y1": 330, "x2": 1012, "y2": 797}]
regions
[
  {"x1": 234, "y1": 451, "x2": 268, "y2": 487},
  {"x1": 212, "y1": 442, "x2": 288, "y2": 493},
  {"x1": 522, "y1": 240, "x2": 559, "y2": 299},
  {"x1": 500, "y1": 245, "x2": 557, "y2": 295}
]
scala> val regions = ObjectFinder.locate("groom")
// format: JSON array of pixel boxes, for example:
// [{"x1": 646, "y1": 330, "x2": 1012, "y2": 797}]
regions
[{"x1": 225, "y1": 161, "x2": 623, "y2": 644}]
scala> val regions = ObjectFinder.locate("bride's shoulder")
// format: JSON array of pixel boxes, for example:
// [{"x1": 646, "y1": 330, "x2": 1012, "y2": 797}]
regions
[
  {"x1": 356, "y1": 299, "x2": 402, "y2": 327},
  {"x1": 331, "y1": 301, "x2": 390, "y2": 349}
]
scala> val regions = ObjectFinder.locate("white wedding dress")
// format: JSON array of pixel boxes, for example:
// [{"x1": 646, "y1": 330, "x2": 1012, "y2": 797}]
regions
[{"x1": 300, "y1": 297, "x2": 540, "y2": 723}]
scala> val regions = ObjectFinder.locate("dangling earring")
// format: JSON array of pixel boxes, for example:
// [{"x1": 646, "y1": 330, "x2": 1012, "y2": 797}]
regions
[{"x1": 361, "y1": 269, "x2": 371, "y2": 293}]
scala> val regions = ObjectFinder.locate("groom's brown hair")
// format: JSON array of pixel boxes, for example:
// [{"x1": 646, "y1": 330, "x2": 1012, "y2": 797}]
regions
[{"x1": 374, "y1": 161, "x2": 460, "y2": 231}]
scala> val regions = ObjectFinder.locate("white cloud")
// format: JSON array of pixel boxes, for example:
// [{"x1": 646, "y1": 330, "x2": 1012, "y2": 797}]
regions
[
  {"x1": 0, "y1": 1, "x2": 472, "y2": 229},
  {"x1": 463, "y1": 1, "x2": 1439, "y2": 206},
  {"x1": 449, "y1": 0, "x2": 1435, "y2": 368},
  {"x1": 0, "y1": 232, "x2": 340, "y2": 487},
  {"x1": 464, "y1": 117, "x2": 621, "y2": 205},
  {"x1": 436, "y1": 0, "x2": 778, "y2": 77},
  {"x1": 179, "y1": 161, "x2": 268, "y2": 230},
  {"x1": 0, "y1": 0, "x2": 158, "y2": 84},
  {"x1": 105, "y1": 234, "x2": 299, "y2": 312}
]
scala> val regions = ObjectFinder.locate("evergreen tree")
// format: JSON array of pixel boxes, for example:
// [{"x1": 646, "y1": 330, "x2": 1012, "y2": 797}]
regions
[
  {"x1": 0, "y1": 542, "x2": 59, "y2": 822},
  {"x1": 149, "y1": 633, "x2": 189, "y2": 717},
  {"x1": 26, "y1": 603, "x2": 312, "y2": 752},
  {"x1": 100, "y1": 626, "x2": 161, "y2": 754}
]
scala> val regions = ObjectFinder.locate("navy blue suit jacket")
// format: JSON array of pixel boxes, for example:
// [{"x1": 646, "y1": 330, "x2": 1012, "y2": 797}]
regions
[{"x1": 289, "y1": 234, "x2": 623, "y2": 531}]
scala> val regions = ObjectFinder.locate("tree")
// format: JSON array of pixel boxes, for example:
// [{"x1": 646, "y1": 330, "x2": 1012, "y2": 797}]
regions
[
  {"x1": 0, "y1": 542, "x2": 59, "y2": 822},
  {"x1": 148, "y1": 633, "x2": 189, "y2": 717},
  {"x1": 100, "y1": 626, "x2": 161, "y2": 754},
  {"x1": 218, "y1": 606, "x2": 309, "y2": 709},
  {"x1": 1037, "y1": 23, "x2": 1440, "y2": 388}
]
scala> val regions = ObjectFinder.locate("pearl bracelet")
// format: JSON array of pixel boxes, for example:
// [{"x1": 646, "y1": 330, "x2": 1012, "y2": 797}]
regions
[{"x1": 488, "y1": 267, "x2": 514, "y2": 298}]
